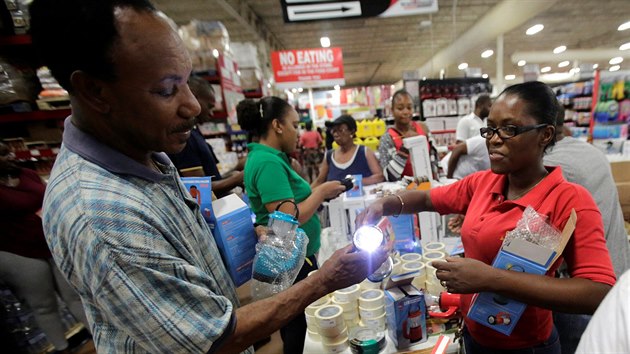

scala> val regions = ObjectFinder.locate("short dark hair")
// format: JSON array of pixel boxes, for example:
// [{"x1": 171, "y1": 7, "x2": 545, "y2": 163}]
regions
[
  {"x1": 391, "y1": 89, "x2": 412, "y2": 107},
  {"x1": 236, "y1": 97, "x2": 292, "y2": 138},
  {"x1": 475, "y1": 94, "x2": 491, "y2": 108},
  {"x1": 29, "y1": 0, "x2": 156, "y2": 92},
  {"x1": 305, "y1": 120, "x2": 313, "y2": 131},
  {"x1": 499, "y1": 81, "x2": 557, "y2": 149},
  {"x1": 555, "y1": 101, "x2": 565, "y2": 128}
]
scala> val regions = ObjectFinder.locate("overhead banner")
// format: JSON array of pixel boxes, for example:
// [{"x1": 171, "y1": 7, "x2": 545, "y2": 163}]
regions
[
  {"x1": 271, "y1": 47, "x2": 345, "y2": 89},
  {"x1": 281, "y1": 0, "x2": 438, "y2": 22}
]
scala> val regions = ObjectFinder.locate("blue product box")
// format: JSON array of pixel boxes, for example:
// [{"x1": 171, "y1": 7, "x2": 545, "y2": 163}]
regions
[
  {"x1": 385, "y1": 274, "x2": 427, "y2": 349},
  {"x1": 388, "y1": 214, "x2": 421, "y2": 254},
  {"x1": 346, "y1": 174, "x2": 363, "y2": 198},
  {"x1": 181, "y1": 177, "x2": 213, "y2": 222},
  {"x1": 209, "y1": 194, "x2": 257, "y2": 286},
  {"x1": 467, "y1": 239, "x2": 554, "y2": 335}
]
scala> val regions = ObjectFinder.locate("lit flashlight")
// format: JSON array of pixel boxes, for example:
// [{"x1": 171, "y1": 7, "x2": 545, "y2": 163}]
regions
[{"x1": 353, "y1": 224, "x2": 393, "y2": 282}]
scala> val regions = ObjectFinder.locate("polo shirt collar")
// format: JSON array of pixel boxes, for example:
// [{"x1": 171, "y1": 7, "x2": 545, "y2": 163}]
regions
[
  {"x1": 489, "y1": 166, "x2": 564, "y2": 207},
  {"x1": 62, "y1": 117, "x2": 171, "y2": 183},
  {"x1": 247, "y1": 142, "x2": 289, "y2": 162}
]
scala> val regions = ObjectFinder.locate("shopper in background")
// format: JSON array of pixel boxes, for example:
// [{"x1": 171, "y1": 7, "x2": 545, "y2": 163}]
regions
[
  {"x1": 0, "y1": 142, "x2": 89, "y2": 353},
  {"x1": 455, "y1": 94, "x2": 492, "y2": 143},
  {"x1": 443, "y1": 135, "x2": 490, "y2": 179},
  {"x1": 312, "y1": 114, "x2": 384, "y2": 187},
  {"x1": 544, "y1": 103, "x2": 630, "y2": 354},
  {"x1": 298, "y1": 120, "x2": 323, "y2": 183},
  {"x1": 357, "y1": 81, "x2": 616, "y2": 353},
  {"x1": 378, "y1": 89, "x2": 431, "y2": 181},
  {"x1": 31, "y1": 1, "x2": 388, "y2": 353},
  {"x1": 575, "y1": 269, "x2": 630, "y2": 353},
  {"x1": 168, "y1": 76, "x2": 244, "y2": 198},
  {"x1": 237, "y1": 97, "x2": 348, "y2": 353}
]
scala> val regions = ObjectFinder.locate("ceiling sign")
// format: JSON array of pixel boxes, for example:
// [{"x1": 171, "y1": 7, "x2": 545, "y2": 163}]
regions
[
  {"x1": 271, "y1": 47, "x2": 345, "y2": 89},
  {"x1": 281, "y1": 0, "x2": 438, "y2": 22}
]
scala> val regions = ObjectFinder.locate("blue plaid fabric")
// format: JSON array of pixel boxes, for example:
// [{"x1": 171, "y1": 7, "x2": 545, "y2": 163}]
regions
[{"x1": 43, "y1": 119, "x2": 253, "y2": 354}]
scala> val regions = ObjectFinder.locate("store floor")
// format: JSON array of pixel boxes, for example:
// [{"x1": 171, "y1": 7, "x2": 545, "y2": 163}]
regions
[{"x1": 236, "y1": 282, "x2": 283, "y2": 354}]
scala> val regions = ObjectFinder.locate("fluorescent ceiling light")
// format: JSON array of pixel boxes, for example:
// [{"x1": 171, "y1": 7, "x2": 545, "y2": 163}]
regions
[
  {"x1": 618, "y1": 21, "x2": 630, "y2": 31},
  {"x1": 609, "y1": 65, "x2": 621, "y2": 72},
  {"x1": 558, "y1": 61, "x2": 570, "y2": 68},
  {"x1": 298, "y1": 87, "x2": 303, "y2": 92},
  {"x1": 569, "y1": 68, "x2": 580, "y2": 74},
  {"x1": 592, "y1": 64, "x2": 599, "y2": 69},
  {"x1": 481, "y1": 49, "x2": 494, "y2": 58},
  {"x1": 505, "y1": 74, "x2": 516, "y2": 80},
  {"x1": 334, "y1": 85, "x2": 340, "y2": 90},
  {"x1": 212, "y1": 49, "x2": 219, "y2": 58},
  {"x1": 553, "y1": 45, "x2": 566, "y2": 54},
  {"x1": 541, "y1": 66, "x2": 551, "y2": 73},
  {"x1": 609, "y1": 56, "x2": 624, "y2": 65},
  {"x1": 237, "y1": 70, "x2": 241, "y2": 76},
  {"x1": 458, "y1": 62, "x2": 468, "y2": 70},
  {"x1": 267, "y1": 83, "x2": 271, "y2": 88},
  {"x1": 320, "y1": 36, "x2": 330, "y2": 48},
  {"x1": 517, "y1": 60, "x2": 526, "y2": 67},
  {"x1": 526, "y1": 24, "x2": 544, "y2": 35},
  {"x1": 482, "y1": 74, "x2": 489, "y2": 79},
  {"x1": 620, "y1": 42, "x2": 630, "y2": 51}
]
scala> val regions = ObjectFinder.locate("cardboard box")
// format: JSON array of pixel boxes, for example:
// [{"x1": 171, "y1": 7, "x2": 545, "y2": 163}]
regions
[
  {"x1": 610, "y1": 160, "x2": 630, "y2": 183},
  {"x1": 467, "y1": 210, "x2": 577, "y2": 335},
  {"x1": 384, "y1": 273, "x2": 428, "y2": 349},
  {"x1": 345, "y1": 174, "x2": 364, "y2": 198},
  {"x1": 389, "y1": 214, "x2": 421, "y2": 254},
  {"x1": 209, "y1": 194, "x2": 257, "y2": 286},
  {"x1": 181, "y1": 177, "x2": 213, "y2": 222},
  {"x1": 616, "y1": 181, "x2": 630, "y2": 222}
]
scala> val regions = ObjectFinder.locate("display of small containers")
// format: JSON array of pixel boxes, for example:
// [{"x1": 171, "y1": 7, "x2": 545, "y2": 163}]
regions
[
  {"x1": 400, "y1": 252, "x2": 423, "y2": 265},
  {"x1": 422, "y1": 241, "x2": 446, "y2": 254},
  {"x1": 358, "y1": 289, "x2": 386, "y2": 331},
  {"x1": 315, "y1": 304, "x2": 349, "y2": 353}
]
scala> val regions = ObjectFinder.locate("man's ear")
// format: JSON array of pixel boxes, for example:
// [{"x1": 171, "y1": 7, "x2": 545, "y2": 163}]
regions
[{"x1": 69, "y1": 70, "x2": 111, "y2": 114}]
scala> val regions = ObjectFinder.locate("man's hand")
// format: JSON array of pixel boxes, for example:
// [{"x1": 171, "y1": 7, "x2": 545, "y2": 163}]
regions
[
  {"x1": 313, "y1": 180, "x2": 346, "y2": 201},
  {"x1": 315, "y1": 245, "x2": 389, "y2": 293}
]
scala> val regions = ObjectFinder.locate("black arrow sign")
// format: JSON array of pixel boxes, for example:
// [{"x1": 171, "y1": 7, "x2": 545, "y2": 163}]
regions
[
  {"x1": 282, "y1": 0, "x2": 391, "y2": 23},
  {"x1": 294, "y1": 6, "x2": 353, "y2": 16}
]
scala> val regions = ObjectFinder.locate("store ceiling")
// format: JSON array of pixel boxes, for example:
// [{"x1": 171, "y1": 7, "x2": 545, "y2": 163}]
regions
[{"x1": 153, "y1": 0, "x2": 630, "y2": 88}]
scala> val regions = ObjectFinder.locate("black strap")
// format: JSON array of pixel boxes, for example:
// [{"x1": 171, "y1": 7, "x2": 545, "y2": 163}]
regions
[{"x1": 275, "y1": 200, "x2": 299, "y2": 220}]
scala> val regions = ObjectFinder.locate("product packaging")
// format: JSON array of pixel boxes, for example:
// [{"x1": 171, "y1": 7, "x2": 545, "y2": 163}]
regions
[
  {"x1": 467, "y1": 208, "x2": 577, "y2": 335},
  {"x1": 209, "y1": 193, "x2": 258, "y2": 286},
  {"x1": 384, "y1": 272, "x2": 427, "y2": 349},
  {"x1": 345, "y1": 174, "x2": 363, "y2": 198},
  {"x1": 181, "y1": 177, "x2": 214, "y2": 222}
]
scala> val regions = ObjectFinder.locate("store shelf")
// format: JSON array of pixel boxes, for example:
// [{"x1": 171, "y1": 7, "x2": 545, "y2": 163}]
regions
[
  {"x1": 0, "y1": 109, "x2": 71, "y2": 123},
  {"x1": 0, "y1": 34, "x2": 32, "y2": 46},
  {"x1": 203, "y1": 131, "x2": 229, "y2": 138}
]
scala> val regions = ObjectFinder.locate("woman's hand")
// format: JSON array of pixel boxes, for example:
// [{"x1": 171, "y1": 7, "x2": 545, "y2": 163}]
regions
[
  {"x1": 254, "y1": 225, "x2": 268, "y2": 242},
  {"x1": 432, "y1": 257, "x2": 497, "y2": 294},
  {"x1": 355, "y1": 199, "x2": 386, "y2": 227},
  {"x1": 314, "y1": 180, "x2": 346, "y2": 200}
]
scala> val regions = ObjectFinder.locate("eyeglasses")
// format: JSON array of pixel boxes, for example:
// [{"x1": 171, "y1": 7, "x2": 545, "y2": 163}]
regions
[
  {"x1": 331, "y1": 127, "x2": 350, "y2": 135},
  {"x1": 480, "y1": 123, "x2": 548, "y2": 140}
]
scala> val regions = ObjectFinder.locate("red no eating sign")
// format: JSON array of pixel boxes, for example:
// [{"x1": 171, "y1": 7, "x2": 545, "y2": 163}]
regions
[{"x1": 271, "y1": 47, "x2": 345, "y2": 89}]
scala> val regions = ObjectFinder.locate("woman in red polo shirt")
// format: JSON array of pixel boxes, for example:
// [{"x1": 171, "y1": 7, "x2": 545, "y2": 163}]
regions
[{"x1": 357, "y1": 81, "x2": 615, "y2": 353}]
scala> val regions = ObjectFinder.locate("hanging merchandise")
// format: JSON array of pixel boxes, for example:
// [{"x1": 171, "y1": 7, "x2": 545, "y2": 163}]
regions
[{"x1": 251, "y1": 201, "x2": 309, "y2": 300}]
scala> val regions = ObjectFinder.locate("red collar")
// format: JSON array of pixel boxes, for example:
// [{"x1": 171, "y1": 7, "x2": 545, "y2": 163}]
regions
[{"x1": 488, "y1": 166, "x2": 565, "y2": 207}]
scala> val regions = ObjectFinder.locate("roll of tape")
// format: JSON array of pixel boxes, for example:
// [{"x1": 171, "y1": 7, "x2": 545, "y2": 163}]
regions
[
  {"x1": 423, "y1": 251, "x2": 446, "y2": 263},
  {"x1": 360, "y1": 279, "x2": 381, "y2": 290},
  {"x1": 402, "y1": 261, "x2": 427, "y2": 286},
  {"x1": 358, "y1": 289, "x2": 385, "y2": 309},
  {"x1": 307, "y1": 328, "x2": 321, "y2": 342},
  {"x1": 334, "y1": 284, "x2": 361, "y2": 303},
  {"x1": 400, "y1": 252, "x2": 423, "y2": 264},
  {"x1": 392, "y1": 258, "x2": 403, "y2": 274},
  {"x1": 425, "y1": 261, "x2": 439, "y2": 284},
  {"x1": 321, "y1": 329, "x2": 348, "y2": 345},
  {"x1": 423, "y1": 241, "x2": 446, "y2": 254},
  {"x1": 322, "y1": 337, "x2": 349, "y2": 353},
  {"x1": 332, "y1": 296, "x2": 357, "y2": 313},
  {"x1": 315, "y1": 305, "x2": 345, "y2": 333},
  {"x1": 305, "y1": 296, "x2": 331, "y2": 316},
  {"x1": 359, "y1": 305, "x2": 385, "y2": 319},
  {"x1": 349, "y1": 327, "x2": 386, "y2": 354},
  {"x1": 362, "y1": 312, "x2": 386, "y2": 332},
  {"x1": 342, "y1": 308, "x2": 359, "y2": 320},
  {"x1": 345, "y1": 317, "x2": 361, "y2": 330},
  {"x1": 305, "y1": 312, "x2": 319, "y2": 332}
]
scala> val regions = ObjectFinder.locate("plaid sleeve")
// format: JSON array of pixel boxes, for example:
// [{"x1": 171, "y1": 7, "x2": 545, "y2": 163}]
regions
[{"x1": 94, "y1": 240, "x2": 235, "y2": 353}]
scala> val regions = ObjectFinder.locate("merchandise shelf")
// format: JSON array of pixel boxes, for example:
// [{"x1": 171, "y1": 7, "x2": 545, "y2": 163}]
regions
[{"x1": 0, "y1": 109, "x2": 71, "y2": 123}]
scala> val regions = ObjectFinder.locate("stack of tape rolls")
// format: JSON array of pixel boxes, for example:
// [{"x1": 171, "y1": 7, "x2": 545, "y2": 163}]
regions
[
  {"x1": 423, "y1": 251, "x2": 446, "y2": 264},
  {"x1": 334, "y1": 284, "x2": 360, "y2": 327},
  {"x1": 358, "y1": 289, "x2": 386, "y2": 331},
  {"x1": 402, "y1": 261, "x2": 426, "y2": 290},
  {"x1": 315, "y1": 304, "x2": 349, "y2": 353},
  {"x1": 424, "y1": 255, "x2": 447, "y2": 296},
  {"x1": 305, "y1": 295, "x2": 331, "y2": 341},
  {"x1": 400, "y1": 252, "x2": 423, "y2": 264},
  {"x1": 423, "y1": 241, "x2": 446, "y2": 254},
  {"x1": 349, "y1": 327, "x2": 386, "y2": 354}
]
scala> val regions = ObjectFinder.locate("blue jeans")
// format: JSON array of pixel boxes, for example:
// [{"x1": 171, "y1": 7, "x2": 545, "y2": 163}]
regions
[
  {"x1": 463, "y1": 326, "x2": 560, "y2": 354},
  {"x1": 553, "y1": 312, "x2": 591, "y2": 354}
]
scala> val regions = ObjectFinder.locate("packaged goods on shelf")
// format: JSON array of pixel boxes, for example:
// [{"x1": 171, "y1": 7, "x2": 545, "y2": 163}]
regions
[{"x1": 179, "y1": 20, "x2": 230, "y2": 73}]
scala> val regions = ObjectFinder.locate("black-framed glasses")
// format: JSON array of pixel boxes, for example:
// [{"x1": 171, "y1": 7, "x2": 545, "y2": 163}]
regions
[
  {"x1": 331, "y1": 127, "x2": 350, "y2": 135},
  {"x1": 480, "y1": 123, "x2": 548, "y2": 140}
]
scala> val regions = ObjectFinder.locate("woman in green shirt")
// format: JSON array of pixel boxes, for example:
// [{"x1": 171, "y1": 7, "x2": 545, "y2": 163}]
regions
[{"x1": 237, "y1": 97, "x2": 345, "y2": 354}]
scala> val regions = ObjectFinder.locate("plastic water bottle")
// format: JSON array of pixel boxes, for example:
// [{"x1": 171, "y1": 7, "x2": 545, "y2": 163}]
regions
[{"x1": 251, "y1": 207, "x2": 308, "y2": 300}]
